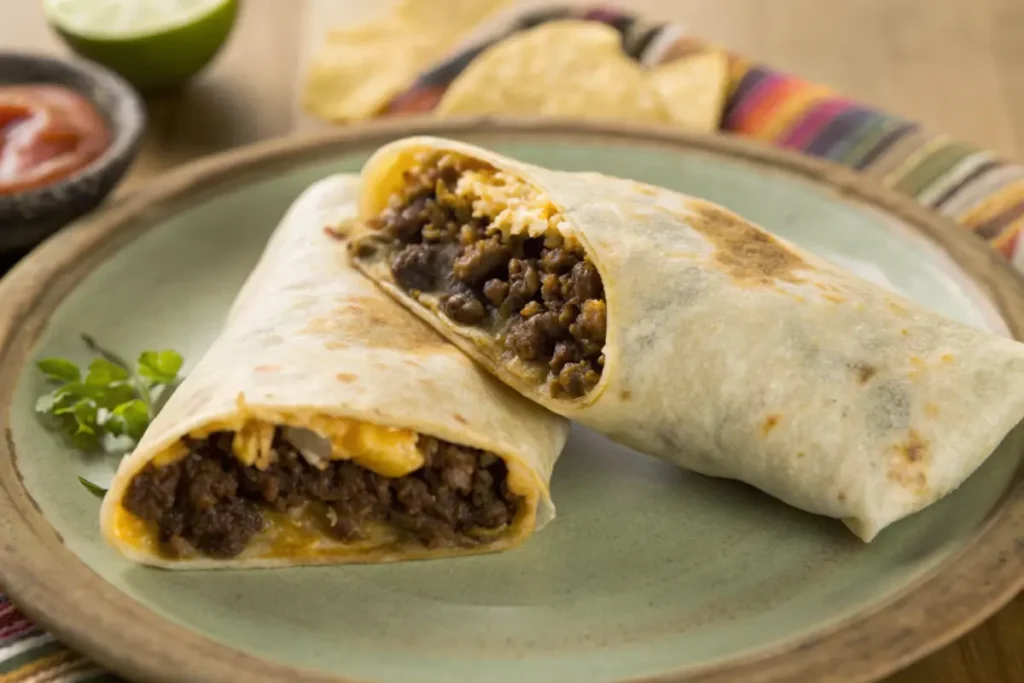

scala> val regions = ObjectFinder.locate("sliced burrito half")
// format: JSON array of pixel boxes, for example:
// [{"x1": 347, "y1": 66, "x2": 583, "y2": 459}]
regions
[
  {"x1": 100, "y1": 173, "x2": 568, "y2": 568},
  {"x1": 348, "y1": 136, "x2": 1024, "y2": 542}
]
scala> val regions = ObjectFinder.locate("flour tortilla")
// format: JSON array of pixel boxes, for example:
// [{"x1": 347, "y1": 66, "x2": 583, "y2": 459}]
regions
[
  {"x1": 100, "y1": 174, "x2": 568, "y2": 568},
  {"x1": 350, "y1": 136, "x2": 1024, "y2": 541}
]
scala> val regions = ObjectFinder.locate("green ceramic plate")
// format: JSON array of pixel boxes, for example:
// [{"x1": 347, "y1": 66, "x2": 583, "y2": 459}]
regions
[{"x1": 0, "y1": 120, "x2": 1021, "y2": 683}]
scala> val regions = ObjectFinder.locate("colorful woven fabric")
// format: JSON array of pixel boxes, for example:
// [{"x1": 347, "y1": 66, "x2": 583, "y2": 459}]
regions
[
  {"x1": 385, "y1": 4, "x2": 1024, "y2": 266},
  {"x1": 6, "y1": 4, "x2": 1024, "y2": 681},
  {"x1": 0, "y1": 597, "x2": 108, "y2": 682}
]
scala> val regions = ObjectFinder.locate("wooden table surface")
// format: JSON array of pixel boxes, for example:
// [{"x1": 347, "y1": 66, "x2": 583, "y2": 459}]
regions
[{"x1": 4, "y1": 1, "x2": 1023, "y2": 681}]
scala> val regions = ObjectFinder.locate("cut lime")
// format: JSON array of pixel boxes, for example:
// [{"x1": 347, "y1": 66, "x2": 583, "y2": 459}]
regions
[{"x1": 43, "y1": 0, "x2": 238, "y2": 93}]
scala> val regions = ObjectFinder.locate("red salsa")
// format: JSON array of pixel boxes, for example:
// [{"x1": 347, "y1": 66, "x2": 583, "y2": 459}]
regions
[{"x1": 0, "y1": 84, "x2": 111, "y2": 195}]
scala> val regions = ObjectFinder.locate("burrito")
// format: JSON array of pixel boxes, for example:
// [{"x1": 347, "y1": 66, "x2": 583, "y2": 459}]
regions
[
  {"x1": 348, "y1": 136, "x2": 1024, "y2": 541},
  {"x1": 100, "y1": 174, "x2": 568, "y2": 568}
]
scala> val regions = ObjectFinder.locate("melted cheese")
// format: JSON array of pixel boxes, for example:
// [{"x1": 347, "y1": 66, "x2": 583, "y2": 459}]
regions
[
  {"x1": 152, "y1": 440, "x2": 189, "y2": 466},
  {"x1": 111, "y1": 393, "x2": 530, "y2": 560},
  {"x1": 112, "y1": 506, "x2": 158, "y2": 554},
  {"x1": 111, "y1": 504, "x2": 399, "y2": 560},
  {"x1": 187, "y1": 409, "x2": 423, "y2": 477},
  {"x1": 233, "y1": 420, "x2": 276, "y2": 469},
  {"x1": 111, "y1": 456, "x2": 535, "y2": 560},
  {"x1": 452, "y1": 167, "x2": 577, "y2": 247}
]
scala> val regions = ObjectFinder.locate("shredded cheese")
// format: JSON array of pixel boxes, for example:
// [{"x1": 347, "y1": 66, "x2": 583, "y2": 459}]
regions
[
  {"x1": 200, "y1": 416, "x2": 424, "y2": 477},
  {"x1": 453, "y1": 168, "x2": 577, "y2": 247},
  {"x1": 181, "y1": 392, "x2": 424, "y2": 478}
]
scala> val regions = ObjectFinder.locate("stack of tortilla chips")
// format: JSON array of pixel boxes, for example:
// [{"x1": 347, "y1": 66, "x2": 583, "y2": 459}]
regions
[{"x1": 303, "y1": 0, "x2": 730, "y2": 134}]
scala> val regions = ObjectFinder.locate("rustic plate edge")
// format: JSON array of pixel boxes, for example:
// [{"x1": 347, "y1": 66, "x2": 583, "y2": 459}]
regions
[{"x1": 0, "y1": 116, "x2": 1018, "y2": 683}]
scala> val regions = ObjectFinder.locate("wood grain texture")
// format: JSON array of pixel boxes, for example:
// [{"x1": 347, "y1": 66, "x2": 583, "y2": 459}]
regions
[{"x1": 2, "y1": 1, "x2": 1023, "y2": 681}]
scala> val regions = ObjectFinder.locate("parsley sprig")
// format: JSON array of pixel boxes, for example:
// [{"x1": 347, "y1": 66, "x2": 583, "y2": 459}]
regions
[{"x1": 36, "y1": 334, "x2": 184, "y2": 494}]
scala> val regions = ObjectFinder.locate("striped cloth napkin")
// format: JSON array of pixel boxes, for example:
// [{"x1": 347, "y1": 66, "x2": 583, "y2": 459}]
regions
[
  {"x1": 384, "y1": 5, "x2": 1024, "y2": 263},
  {"x1": 5, "y1": 4, "x2": 1024, "y2": 682}
]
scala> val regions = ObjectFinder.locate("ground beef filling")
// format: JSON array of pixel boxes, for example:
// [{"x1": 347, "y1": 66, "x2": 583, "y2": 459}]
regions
[
  {"x1": 377, "y1": 163, "x2": 606, "y2": 398},
  {"x1": 122, "y1": 430, "x2": 521, "y2": 559}
]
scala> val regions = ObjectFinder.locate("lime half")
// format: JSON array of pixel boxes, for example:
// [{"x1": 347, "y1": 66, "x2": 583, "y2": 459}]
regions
[{"x1": 43, "y1": 0, "x2": 238, "y2": 92}]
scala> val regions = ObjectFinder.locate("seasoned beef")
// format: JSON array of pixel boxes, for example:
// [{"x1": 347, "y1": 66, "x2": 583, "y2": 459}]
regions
[
  {"x1": 391, "y1": 244, "x2": 437, "y2": 292},
  {"x1": 572, "y1": 300, "x2": 607, "y2": 344},
  {"x1": 540, "y1": 247, "x2": 578, "y2": 274},
  {"x1": 453, "y1": 237, "x2": 511, "y2": 285},
  {"x1": 375, "y1": 156, "x2": 607, "y2": 398},
  {"x1": 569, "y1": 261, "x2": 603, "y2": 301},
  {"x1": 483, "y1": 278, "x2": 509, "y2": 306},
  {"x1": 549, "y1": 341, "x2": 580, "y2": 372},
  {"x1": 123, "y1": 431, "x2": 521, "y2": 559},
  {"x1": 124, "y1": 447, "x2": 265, "y2": 559},
  {"x1": 383, "y1": 197, "x2": 430, "y2": 242},
  {"x1": 441, "y1": 289, "x2": 486, "y2": 324},
  {"x1": 505, "y1": 314, "x2": 556, "y2": 361},
  {"x1": 122, "y1": 459, "x2": 178, "y2": 520},
  {"x1": 508, "y1": 258, "x2": 541, "y2": 303},
  {"x1": 557, "y1": 361, "x2": 600, "y2": 397},
  {"x1": 181, "y1": 499, "x2": 264, "y2": 558}
]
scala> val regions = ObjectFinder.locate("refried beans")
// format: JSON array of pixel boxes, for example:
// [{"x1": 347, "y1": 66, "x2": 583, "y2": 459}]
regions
[
  {"x1": 122, "y1": 430, "x2": 521, "y2": 559},
  {"x1": 369, "y1": 154, "x2": 606, "y2": 398}
]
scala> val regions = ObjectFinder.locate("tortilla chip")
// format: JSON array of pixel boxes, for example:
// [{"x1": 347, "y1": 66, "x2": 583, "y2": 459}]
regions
[
  {"x1": 648, "y1": 49, "x2": 730, "y2": 132},
  {"x1": 434, "y1": 21, "x2": 671, "y2": 123},
  {"x1": 393, "y1": 0, "x2": 509, "y2": 32},
  {"x1": 303, "y1": 0, "x2": 511, "y2": 122}
]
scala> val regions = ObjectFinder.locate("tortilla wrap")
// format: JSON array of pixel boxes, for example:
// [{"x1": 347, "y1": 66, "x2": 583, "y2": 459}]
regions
[
  {"x1": 349, "y1": 136, "x2": 1024, "y2": 541},
  {"x1": 100, "y1": 173, "x2": 568, "y2": 569}
]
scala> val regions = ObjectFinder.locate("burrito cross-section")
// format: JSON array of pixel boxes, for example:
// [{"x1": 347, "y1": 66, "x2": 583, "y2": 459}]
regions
[
  {"x1": 350, "y1": 146, "x2": 607, "y2": 400},
  {"x1": 100, "y1": 174, "x2": 568, "y2": 569}
]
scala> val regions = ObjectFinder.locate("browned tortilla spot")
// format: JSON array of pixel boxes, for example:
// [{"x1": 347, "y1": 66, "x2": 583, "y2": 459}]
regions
[
  {"x1": 850, "y1": 363, "x2": 877, "y2": 384},
  {"x1": 453, "y1": 413, "x2": 468, "y2": 425},
  {"x1": 824, "y1": 293, "x2": 846, "y2": 304},
  {"x1": 940, "y1": 353, "x2": 955, "y2": 363},
  {"x1": 908, "y1": 355, "x2": 926, "y2": 380},
  {"x1": 324, "y1": 222, "x2": 352, "y2": 241},
  {"x1": 688, "y1": 205, "x2": 808, "y2": 285},
  {"x1": 254, "y1": 365, "x2": 280, "y2": 373},
  {"x1": 887, "y1": 429, "x2": 930, "y2": 492},
  {"x1": 837, "y1": 492, "x2": 847, "y2": 503},
  {"x1": 760, "y1": 414, "x2": 782, "y2": 435},
  {"x1": 620, "y1": 390, "x2": 632, "y2": 401},
  {"x1": 796, "y1": 451, "x2": 805, "y2": 458},
  {"x1": 304, "y1": 300, "x2": 446, "y2": 351},
  {"x1": 901, "y1": 431, "x2": 928, "y2": 462},
  {"x1": 336, "y1": 373, "x2": 357, "y2": 383}
]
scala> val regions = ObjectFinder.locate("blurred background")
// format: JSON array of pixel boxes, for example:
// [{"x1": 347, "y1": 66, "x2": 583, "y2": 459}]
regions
[{"x1": 5, "y1": 0, "x2": 1023, "y2": 190}]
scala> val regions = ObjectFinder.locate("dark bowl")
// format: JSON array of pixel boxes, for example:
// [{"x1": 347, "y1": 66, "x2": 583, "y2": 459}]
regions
[{"x1": 0, "y1": 52, "x2": 146, "y2": 253}]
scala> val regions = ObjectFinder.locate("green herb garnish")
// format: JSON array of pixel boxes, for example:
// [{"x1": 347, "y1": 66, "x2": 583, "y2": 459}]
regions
[
  {"x1": 78, "y1": 476, "x2": 108, "y2": 498},
  {"x1": 36, "y1": 334, "x2": 184, "y2": 496}
]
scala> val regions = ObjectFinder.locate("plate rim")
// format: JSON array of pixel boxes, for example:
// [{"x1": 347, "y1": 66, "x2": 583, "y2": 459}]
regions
[{"x1": 0, "y1": 117, "x2": 1021, "y2": 683}]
